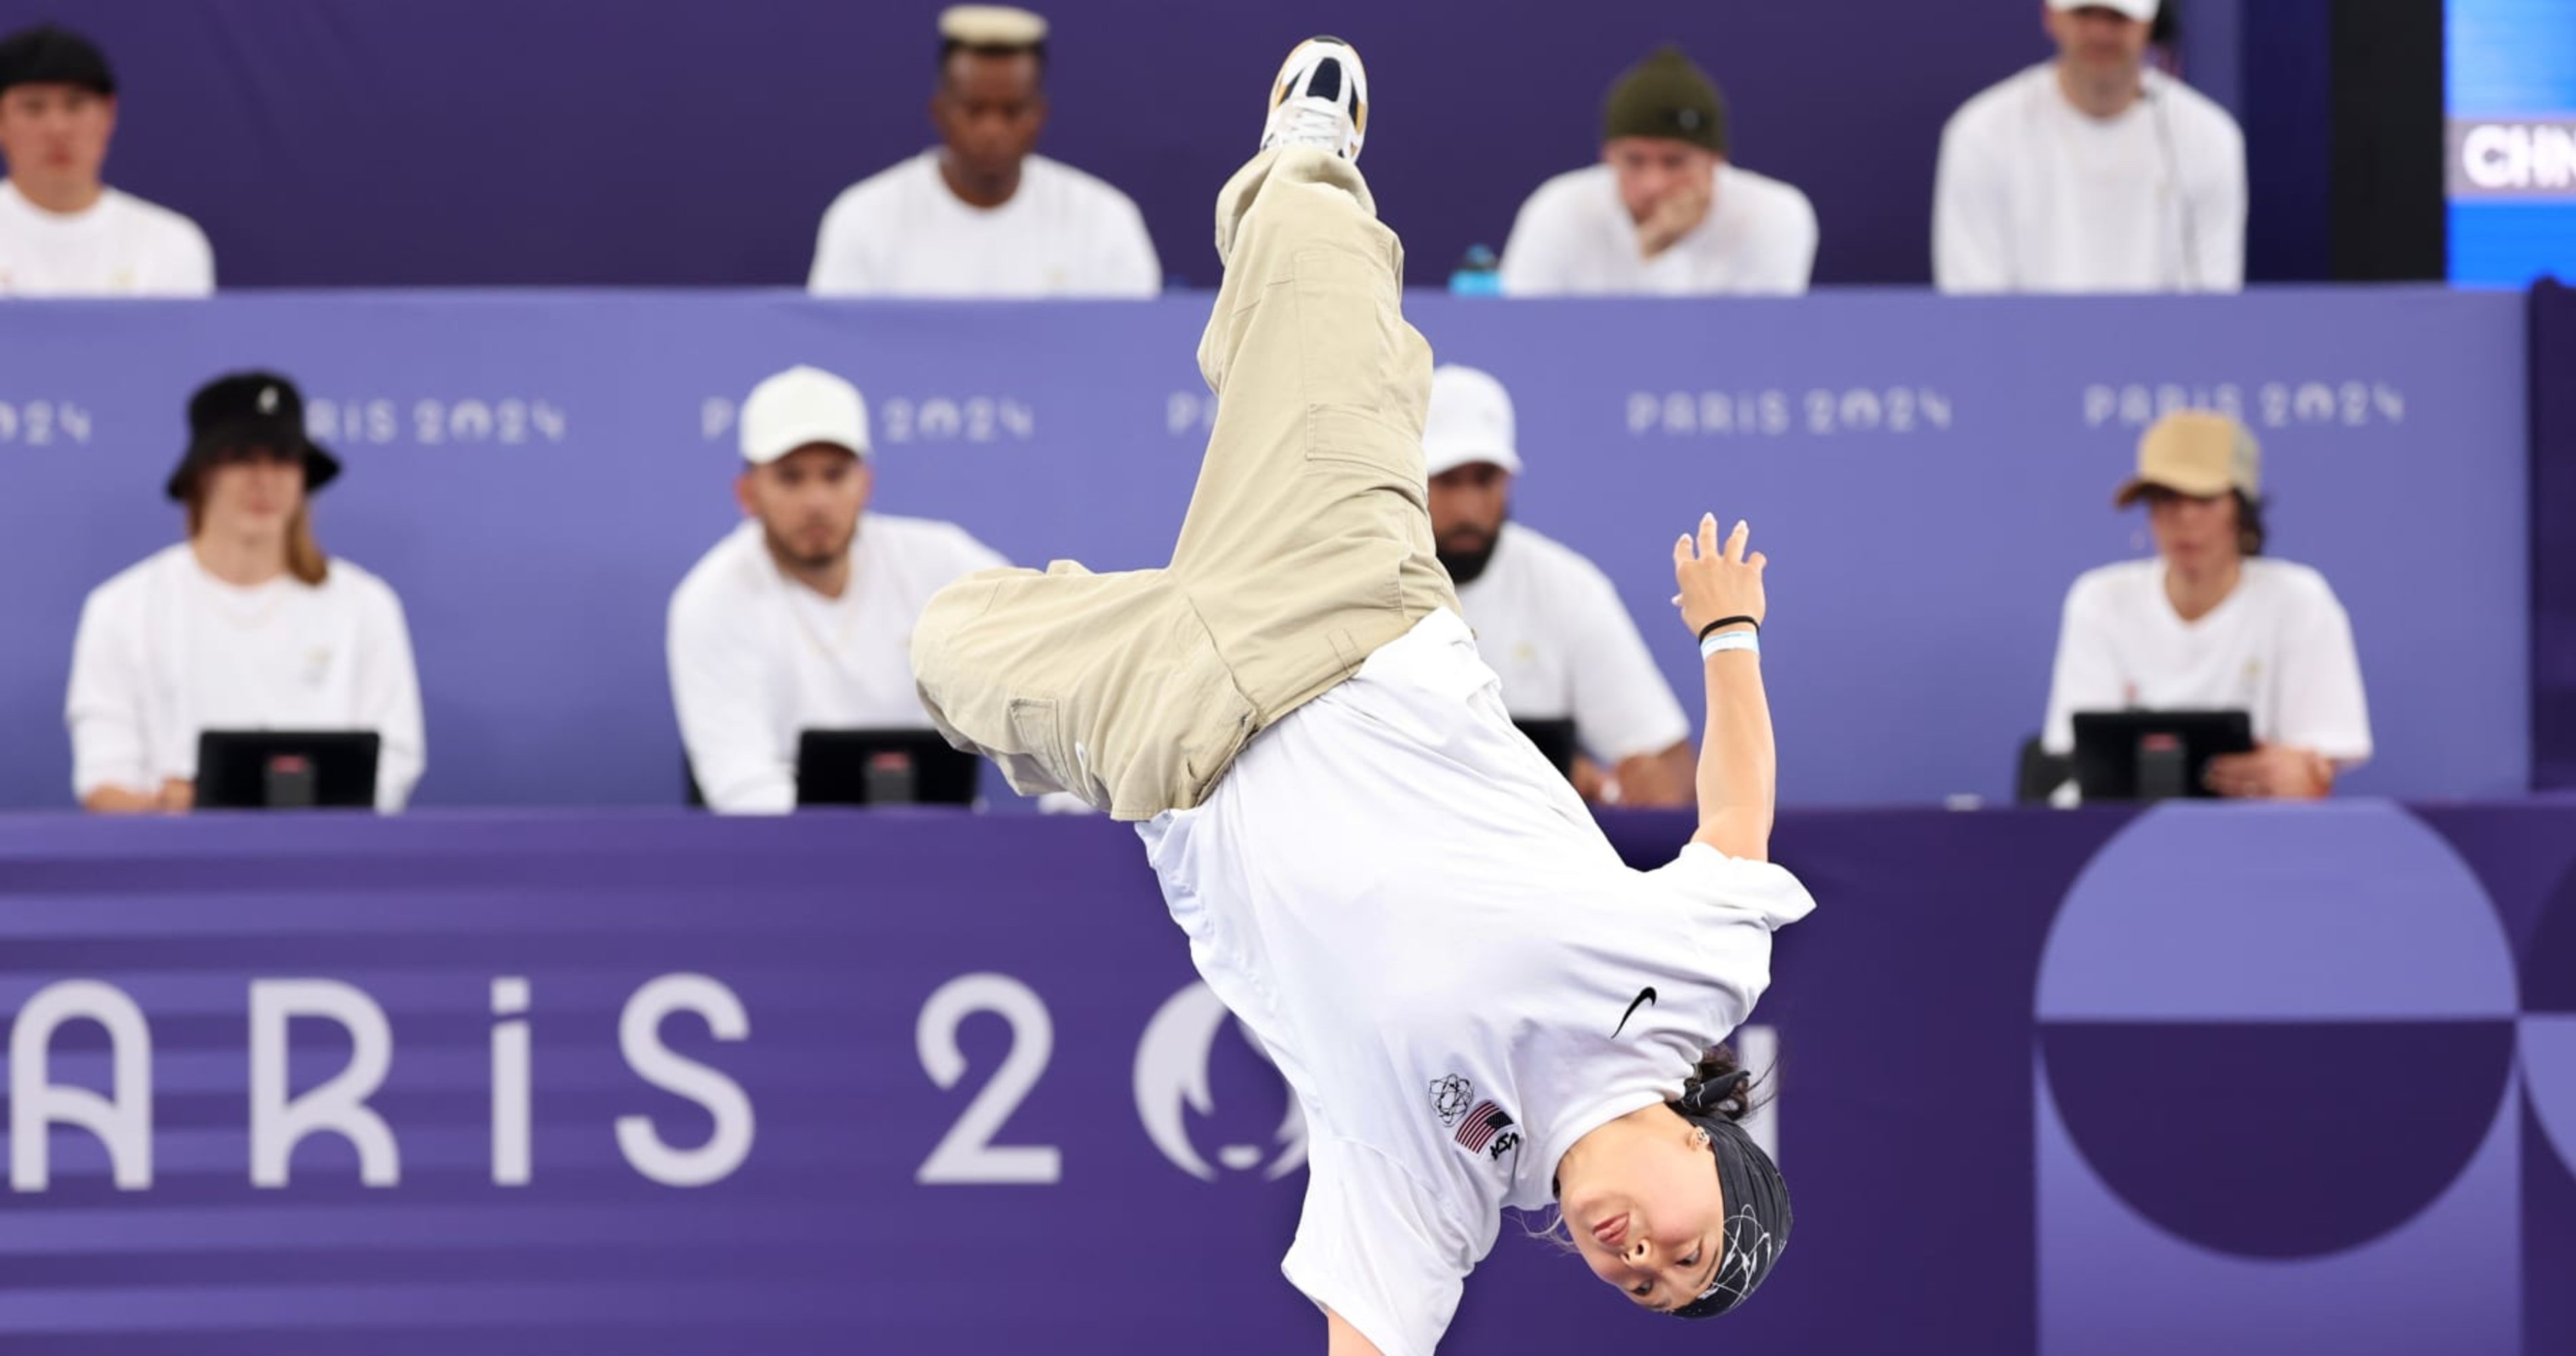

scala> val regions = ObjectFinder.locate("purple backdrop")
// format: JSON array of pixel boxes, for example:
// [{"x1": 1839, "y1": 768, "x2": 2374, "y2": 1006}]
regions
[
  {"x1": 0, "y1": 288, "x2": 2531, "y2": 810},
  {"x1": 2534, "y1": 280, "x2": 2575, "y2": 789},
  {"x1": 0, "y1": 799, "x2": 2571, "y2": 1353},
  {"x1": 0, "y1": 0, "x2": 2076, "y2": 288}
]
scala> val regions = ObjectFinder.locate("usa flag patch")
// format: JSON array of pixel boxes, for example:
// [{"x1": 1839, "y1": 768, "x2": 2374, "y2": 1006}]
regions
[{"x1": 1454, "y1": 1100, "x2": 1515, "y2": 1153}]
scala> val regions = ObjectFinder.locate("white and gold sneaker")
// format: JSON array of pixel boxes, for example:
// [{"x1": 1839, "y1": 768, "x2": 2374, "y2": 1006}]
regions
[{"x1": 1260, "y1": 35, "x2": 1367, "y2": 163}]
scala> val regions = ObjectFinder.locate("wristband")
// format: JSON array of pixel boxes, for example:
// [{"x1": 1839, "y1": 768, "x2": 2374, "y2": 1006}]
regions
[
  {"x1": 1696, "y1": 615, "x2": 1760, "y2": 643},
  {"x1": 1700, "y1": 630, "x2": 1760, "y2": 660}
]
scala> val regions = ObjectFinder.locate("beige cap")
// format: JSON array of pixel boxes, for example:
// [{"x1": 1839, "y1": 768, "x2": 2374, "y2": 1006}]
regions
[
  {"x1": 1422, "y1": 365, "x2": 1523, "y2": 478},
  {"x1": 2049, "y1": 0, "x2": 2158, "y2": 20},
  {"x1": 740, "y1": 365, "x2": 869, "y2": 465},
  {"x1": 2114, "y1": 410, "x2": 2259, "y2": 507},
  {"x1": 940, "y1": 5, "x2": 1047, "y2": 46}
]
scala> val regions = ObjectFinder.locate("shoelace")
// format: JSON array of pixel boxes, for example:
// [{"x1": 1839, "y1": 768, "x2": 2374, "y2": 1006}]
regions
[{"x1": 1267, "y1": 92, "x2": 1350, "y2": 155}]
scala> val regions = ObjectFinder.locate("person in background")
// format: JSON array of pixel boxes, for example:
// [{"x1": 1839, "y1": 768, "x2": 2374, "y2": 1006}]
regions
[
  {"x1": 1499, "y1": 45, "x2": 1816, "y2": 297},
  {"x1": 668, "y1": 365, "x2": 1007, "y2": 814},
  {"x1": 1933, "y1": 0, "x2": 2244, "y2": 294},
  {"x1": 1428, "y1": 365, "x2": 1697, "y2": 805},
  {"x1": 2042, "y1": 410, "x2": 2369, "y2": 799},
  {"x1": 0, "y1": 22, "x2": 212, "y2": 296},
  {"x1": 807, "y1": 5, "x2": 1159, "y2": 298},
  {"x1": 67, "y1": 373, "x2": 423, "y2": 812}
]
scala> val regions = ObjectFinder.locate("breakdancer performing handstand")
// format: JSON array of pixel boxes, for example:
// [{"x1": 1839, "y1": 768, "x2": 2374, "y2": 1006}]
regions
[{"x1": 912, "y1": 36, "x2": 1813, "y2": 1356}]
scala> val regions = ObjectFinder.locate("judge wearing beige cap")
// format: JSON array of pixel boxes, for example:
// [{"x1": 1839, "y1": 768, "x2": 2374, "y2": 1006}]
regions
[
  {"x1": 2040, "y1": 410, "x2": 2371, "y2": 799},
  {"x1": 666, "y1": 365, "x2": 1007, "y2": 813},
  {"x1": 807, "y1": 5, "x2": 1160, "y2": 298}
]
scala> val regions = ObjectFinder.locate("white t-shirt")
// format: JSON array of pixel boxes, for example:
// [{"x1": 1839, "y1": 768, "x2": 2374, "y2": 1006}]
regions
[
  {"x1": 1498, "y1": 162, "x2": 1817, "y2": 297},
  {"x1": 1455, "y1": 523, "x2": 1691, "y2": 763},
  {"x1": 0, "y1": 182, "x2": 214, "y2": 297},
  {"x1": 1142, "y1": 608, "x2": 1815, "y2": 1356},
  {"x1": 1933, "y1": 64, "x2": 2245, "y2": 294},
  {"x1": 807, "y1": 150, "x2": 1160, "y2": 298},
  {"x1": 667, "y1": 514, "x2": 1007, "y2": 813},
  {"x1": 2041, "y1": 557, "x2": 2371, "y2": 761},
  {"x1": 66, "y1": 544, "x2": 426, "y2": 810}
]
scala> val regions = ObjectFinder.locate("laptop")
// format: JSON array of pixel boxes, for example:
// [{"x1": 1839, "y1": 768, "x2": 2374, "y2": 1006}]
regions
[
  {"x1": 795, "y1": 728, "x2": 980, "y2": 807},
  {"x1": 2070, "y1": 709, "x2": 2255, "y2": 802},
  {"x1": 195, "y1": 730, "x2": 381, "y2": 810}
]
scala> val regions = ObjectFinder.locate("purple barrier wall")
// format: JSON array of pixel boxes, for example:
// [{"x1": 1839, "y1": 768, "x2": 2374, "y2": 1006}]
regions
[
  {"x1": 0, "y1": 799, "x2": 2568, "y2": 1353},
  {"x1": 2533, "y1": 279, "x2": 2576, "y2": 788},
  {"x1": 0, "y1": 0, "x2": 2066, "y2": 287},
  {"x1": 0, "y1": 290, "x2": 2531, "y2": 810}
]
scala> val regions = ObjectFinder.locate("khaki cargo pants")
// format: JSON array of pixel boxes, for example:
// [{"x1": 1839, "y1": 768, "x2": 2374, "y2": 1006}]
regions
[{"x1": 910, "y1": 146, "x2": 1458, "y2": 821}]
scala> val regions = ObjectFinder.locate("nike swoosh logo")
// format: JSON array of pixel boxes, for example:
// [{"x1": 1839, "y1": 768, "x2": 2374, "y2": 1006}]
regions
[{"x1": 1612, "y1": 986, "x2": 1657, "y2": 1038}]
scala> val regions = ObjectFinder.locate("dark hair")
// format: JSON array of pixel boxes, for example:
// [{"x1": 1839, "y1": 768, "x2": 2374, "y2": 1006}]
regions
[
  {"x1": 2234, "y1": 490, "x2": 2268, "y2": 557},
  {"x1": 0, "y1": 23, "x2": 114, "y2": 97},
  {"x1": 940, "y1": 39, "x2": 1048, "y2": 77},
  {"x1": 1671, "y1": 1043, "x2": 1767, "y2": 1122}
]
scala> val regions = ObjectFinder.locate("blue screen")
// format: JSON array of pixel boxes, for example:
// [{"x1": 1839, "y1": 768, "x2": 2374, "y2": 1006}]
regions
[{"x1": 2446, "y1": 0, "x2": 2576, "y2": 283}]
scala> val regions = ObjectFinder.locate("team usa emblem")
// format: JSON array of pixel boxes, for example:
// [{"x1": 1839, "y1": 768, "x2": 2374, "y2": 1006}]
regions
[{"x1": 1454, "y1": 1100, "x2": 1519, "y2": 1161}]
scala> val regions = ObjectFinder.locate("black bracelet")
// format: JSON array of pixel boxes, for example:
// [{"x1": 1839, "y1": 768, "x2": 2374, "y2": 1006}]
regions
[{"x1": 1697, "y1": 616, "x2": 1760, "y2": 643}]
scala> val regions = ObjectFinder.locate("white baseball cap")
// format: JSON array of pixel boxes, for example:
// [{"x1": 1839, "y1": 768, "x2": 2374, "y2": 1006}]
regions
[
  {"x1": 2048, "y1": 0, "x2": 2159, "y2": 21},
  {"x1": 1422, "y1": 365, "x2": 1523, "y2": 479},
  {"x1": 740, "y1": 365, "x2": 870, "y2": 465}
]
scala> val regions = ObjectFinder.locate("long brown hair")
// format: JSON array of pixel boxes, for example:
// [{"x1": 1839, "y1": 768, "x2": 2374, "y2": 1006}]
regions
[{"x1": 183, "y1": 481, "x2": 331, "y2": 586}]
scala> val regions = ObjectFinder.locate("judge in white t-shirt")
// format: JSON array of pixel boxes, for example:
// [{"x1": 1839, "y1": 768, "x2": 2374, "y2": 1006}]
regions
[
  {"x1": 1933, "y1": 0, "x2": 2245, "y2": 294},
  {"x1": 1426, "y1": 365, "x2": 1695, "y2": 805},
  {"x1": 0, "y1": 24, "x2": 212, "y2": 297},
  {"x1": 1499, "y1": 45, "x2": 1817, "y2": 297},
  {"x1": 668, "y1": 365, "x2": 1007, "y2": 814},
  {"x1": 807, "y1": 5, "x2": 1158, "y2": 298},
  {"x1": 67, "y1": 373, "x2": 425, "y2": 813},
  {"x1": 2042, "y1": 410, "x2": 2370, "y2": 799}
]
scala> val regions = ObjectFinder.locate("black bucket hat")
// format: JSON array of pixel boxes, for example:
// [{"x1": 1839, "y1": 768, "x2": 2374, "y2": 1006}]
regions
[{"x1": 165, "y1": 372, "x2": 342, "y2": 502}]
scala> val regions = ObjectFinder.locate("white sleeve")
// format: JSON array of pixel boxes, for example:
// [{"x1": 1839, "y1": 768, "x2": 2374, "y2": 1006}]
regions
[
  {"x1": 666, "y1": 582, "x2": 797, "y2": 814},
  {"x1": 161, "y1": 218, "x2": 216, "y2": 297},
  {"x1": 2193, "y1": 113, "x2": 2247, "y2": 292},
  {"x1": 1561, "y1": 563, "x2": 1691, "y2": 763},
  {"x1": 1091, "y1": 194, "x2": 1162, "y2": 297},
  {"x1": 2275, "y1": 578, "x2": 2373, "y2": 764},
  {"x1": 1931, "y1": 114, "x2": 2014, "y2": 294},
  {"x1": 1279, "y1": 1136, "x2": 1473, "y2": 1356},
  {"x1": 2041, "y1": 576, "x2": 2126, "y2": 755},
  {"x1": 1748, "y1": 184, "x2": 1819, "y2": 295},
  {"x1": 807, "y1": 193, "x2": 875, "y2": 296},
  {"x1": 1647, "y1": 842, "x2": 1817, "y2": 932},
  {"x1": 64, "y1": 587, "x2": 153, "y2": 800},
  {"x1": 354, "y1": 582, "x2": 427, "y2": 812},
  {"x1": 1496, "y1": 183, "x2": 1575, "y2": 296}
]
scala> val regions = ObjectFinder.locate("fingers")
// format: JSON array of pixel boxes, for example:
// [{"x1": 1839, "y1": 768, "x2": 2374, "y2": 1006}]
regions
[
  {"x1": 1696, "y1": 513, "x2": 1720, "y2": 563},
  {"x1": 1748, "y1": 550, "x2": 1767, "y2": 572},
  {"x1": 1725, "y1": 519, "x2": 1750, "y2": 565}
]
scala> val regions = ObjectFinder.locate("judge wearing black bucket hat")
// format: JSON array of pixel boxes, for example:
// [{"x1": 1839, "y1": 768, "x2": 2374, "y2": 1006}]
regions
[{"x1": 64, "y1": 370, "x2": 424, "y2": 814}]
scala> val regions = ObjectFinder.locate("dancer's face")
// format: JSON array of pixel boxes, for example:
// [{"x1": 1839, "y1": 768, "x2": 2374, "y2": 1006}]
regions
[{"x1": 1556, "y1": 1110, "x2": 1731, "y2": 1313}]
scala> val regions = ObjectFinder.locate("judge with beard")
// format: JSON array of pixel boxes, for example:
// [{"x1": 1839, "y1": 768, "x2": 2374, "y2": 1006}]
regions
[
  {"x1": 667, "y1": 365, "x2": 1007, "y2": 813},
  {"x1": 1426, "y1": 365, "x2": 1695, "y2": 806}
]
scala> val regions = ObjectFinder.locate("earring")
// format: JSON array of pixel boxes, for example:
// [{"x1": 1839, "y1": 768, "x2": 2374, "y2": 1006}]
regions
[{"x1": 1693, "y1": 1127, "x2": 1712, "y2": 1147}]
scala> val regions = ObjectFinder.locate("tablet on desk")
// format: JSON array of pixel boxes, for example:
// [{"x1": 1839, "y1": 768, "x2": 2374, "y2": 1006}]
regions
[
  {"x1": 2071, "y1": 709, "x2": 2255, "y2": 802},
  {"x1": 195, "y1": 730, "x2": 381, "y2": 810},
  {"x1": 795, "y1": 729, "x2": 980, "y2": 807}
]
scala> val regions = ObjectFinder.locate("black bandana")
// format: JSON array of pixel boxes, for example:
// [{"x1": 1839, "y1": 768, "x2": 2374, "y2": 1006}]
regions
[{"x1": 1667, "y1": 1075, "x2": 1792, "y2": 1319}]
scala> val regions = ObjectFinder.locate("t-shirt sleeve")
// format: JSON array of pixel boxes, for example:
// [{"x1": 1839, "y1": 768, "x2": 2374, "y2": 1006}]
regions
[
  {"x1": 160, "y1": 216, "x2": 216, "y2": 297},
  {"x1": 2276, "y1": 574, "x2": 2372, "y2": 763},
  {"x1": 1091, "y1": 192, "x2": 1162, "y2": 298},
  {"x1": 64, "y1": 584, "x2": 152, "y2": 799},
  {"x1": 1497, "y1": 181, "x2": 1575, "y2": 296},
  {"x1": 1647, "y1": 842, "x2": 1817, "y2": 932},
  {"x1": 807, "y1": 192, "x2": 877, "y2": 296},
  {"x1": 2193, "y1": 108, "x2": 2248, "y2": 292},
  {"x1": 666, "y1": 574, "x2": 797, "y2": 814},
  {"x1": 2041, "y1": 574, "x2": 2124, "y2": 756},
  {"x1": 353, "y1": 579, "x2": 427, "y2": 811},
  {"x1": 1931, "y1": 111, "x2": 2013, "y2": 294},
  {"x1": 1746, "y1": 182, "x2": 1818, "y2": 295},
  {"x1": 1280, "y1": 1136, "x2": 1474, "y2": 1356}
]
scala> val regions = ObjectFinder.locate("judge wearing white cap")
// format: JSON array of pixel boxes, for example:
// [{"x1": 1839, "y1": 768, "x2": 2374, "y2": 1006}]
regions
[
  {"x1": 807, "y1": 5, "x2": 1160, "y2": 298},
  {"x1": 1426, "y1": 365, "x2": 1695, "y2": 805},
  {"x1": 666, "y1": 365, "x2": 1007, "y2": 814},
  {"x1": 1933, "y1": 0, "x2": 2245, "y2": 294}
]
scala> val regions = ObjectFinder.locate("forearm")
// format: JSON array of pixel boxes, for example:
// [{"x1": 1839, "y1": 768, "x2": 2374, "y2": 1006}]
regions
[
  {"x1": 81, "y1": 784, "x2": 162, "y2": 814},
  {"x1": 1692, "y1": 649, "x2": 1775, "y2": 860}
]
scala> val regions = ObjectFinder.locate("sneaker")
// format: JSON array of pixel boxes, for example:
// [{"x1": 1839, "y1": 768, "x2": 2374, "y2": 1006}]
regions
[{"x1": 1261, "y1": 36, "x2": 1367, "y2": 162}]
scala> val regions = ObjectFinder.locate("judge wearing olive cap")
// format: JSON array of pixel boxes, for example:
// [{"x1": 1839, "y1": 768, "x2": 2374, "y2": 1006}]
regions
[
  {"x1": 64, "y1": 372, "x2": 426, "y2": 812},
  {"x1": 1500, "y1": 44, "x2": 1818, "y2": 296}
]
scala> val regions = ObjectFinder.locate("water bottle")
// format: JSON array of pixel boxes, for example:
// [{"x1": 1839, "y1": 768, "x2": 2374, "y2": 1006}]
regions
[{"x1": 1449, "y1": 244, "x2": 1502, "y2": 296}]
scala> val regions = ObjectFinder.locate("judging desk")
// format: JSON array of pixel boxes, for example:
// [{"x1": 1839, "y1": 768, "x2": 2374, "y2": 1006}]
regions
[{"x1": 0, "y1": 801, "x2": 2569, "y2": 1355}]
